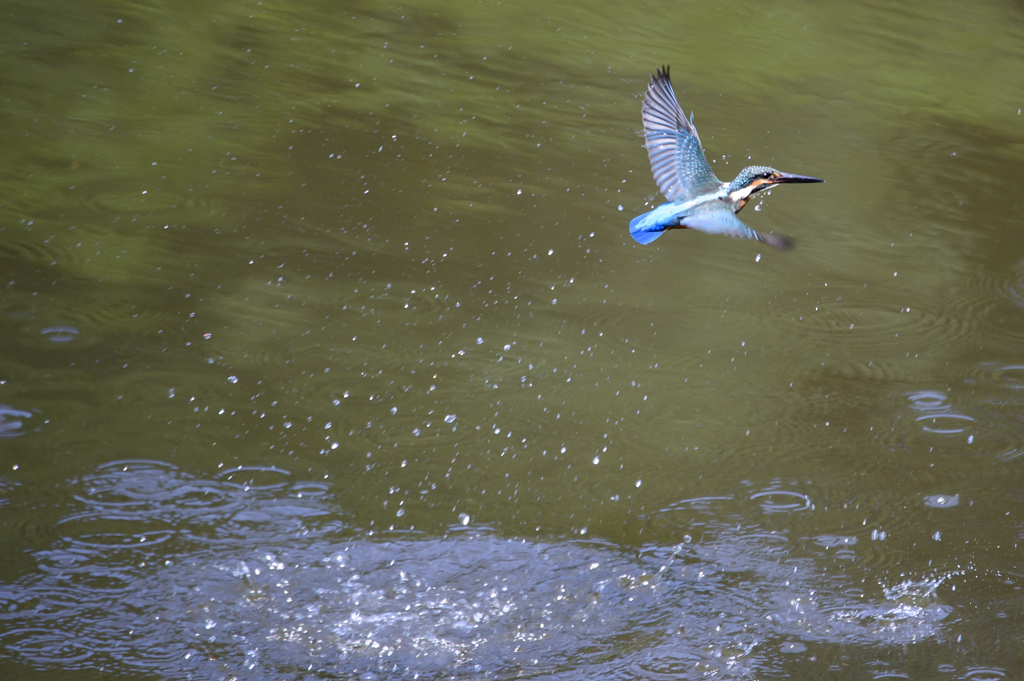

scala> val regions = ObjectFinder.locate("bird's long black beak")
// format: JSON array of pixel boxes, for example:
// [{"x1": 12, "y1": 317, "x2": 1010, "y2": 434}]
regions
[{"x1": 774, "y1": 172, "x2": 825, "y2": 184}]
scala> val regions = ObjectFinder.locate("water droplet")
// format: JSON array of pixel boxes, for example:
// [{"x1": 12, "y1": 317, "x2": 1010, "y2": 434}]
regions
[
  {"x1": 227, "y1": 376, "x2": 238, "y2": 384},
  {"x1": 459, "y1": 513, "x2": 470, "y2": 525},
  {"x1": 444, "y1": 414, "x2": 456, "y2": 423}
]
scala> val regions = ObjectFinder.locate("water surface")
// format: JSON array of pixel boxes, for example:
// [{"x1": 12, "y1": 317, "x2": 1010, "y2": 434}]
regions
[{"x1": 2, "y1": 0, "x2": 1024, "y2": 678}]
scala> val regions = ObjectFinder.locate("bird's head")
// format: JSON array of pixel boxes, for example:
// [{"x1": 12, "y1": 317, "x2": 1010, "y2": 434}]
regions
[{"x1": 727, "y1": 166, "x2": 823, "y2": 209}]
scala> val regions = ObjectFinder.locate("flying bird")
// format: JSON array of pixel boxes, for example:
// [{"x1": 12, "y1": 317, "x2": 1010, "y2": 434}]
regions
[{"x1": 630, "y1": 66, "x2": 823, "y2": 249}]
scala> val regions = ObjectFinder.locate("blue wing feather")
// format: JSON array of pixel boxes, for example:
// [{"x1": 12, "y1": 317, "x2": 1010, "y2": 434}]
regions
[
  {"x1": 683, "y1": 206, "x2": 793, "y2": 250},
  {"x1": 682, "y1": 206, "x2": 758, "y2": 238},
  {"x1": 641, "y1": 67, "x2": 721, "y2": 203}
]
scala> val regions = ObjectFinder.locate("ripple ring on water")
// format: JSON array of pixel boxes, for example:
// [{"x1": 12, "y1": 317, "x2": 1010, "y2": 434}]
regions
[
  {"x1": 915, "y1": 413, "x2": 973, "y2": 434},
  {"x1": 923, "y1": 494, "x2": 959, "y2": 508},
  {"x1": 750, "y1": 490, "x2": 813, "y2": 513},
  {"x1": 963, "y1": 667, "x2": 1007, "y2": 680},
  {"x1": 0, "y1": 405, "x2": 34, "y2": 438},
  {"x1": 40, "y1": 325, "x2": 79, "y2": 343},
  {"x1": 905, "y1": 390, "x2": 948, "y2": 411},
  {"x1": 215, "y1": 465, "x2": 293, "y2": 490},
  {"x1": 990, "y1": 364, "x2": 1024, "y2": 390}
]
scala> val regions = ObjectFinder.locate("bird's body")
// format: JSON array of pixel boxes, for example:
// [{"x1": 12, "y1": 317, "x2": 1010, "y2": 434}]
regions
[{"x1": 630, "y1": 67, "x2": 822, "y2": 249}]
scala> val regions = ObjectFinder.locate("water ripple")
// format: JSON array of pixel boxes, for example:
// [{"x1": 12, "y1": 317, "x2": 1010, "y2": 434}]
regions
[
  {"x1": 917, "y1": 413, "x2": 974, "y2": 434},
  {"x1": 0, "y1": 405, "x2": 35, "y2": 438},
  {"x1": 924, "y1": 494, "x2": 960, "y2": 509},
  {"x1": 0, "y1": 463, "x2": 961, "y2": 679},
  {"x1": 39, "y1": 326, "x2": 79, "y2": 343},
  {"x1": 963, "y1": 668, "x2": 1007, "y2": 680},
  {"x1": 750, "y1": 489, "x2": 814, "y2": 514}
]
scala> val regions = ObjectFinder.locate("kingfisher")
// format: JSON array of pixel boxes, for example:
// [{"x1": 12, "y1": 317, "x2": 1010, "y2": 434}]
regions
[{"x1": 630, "y1": 66, "x2": 823, "y2": 249}]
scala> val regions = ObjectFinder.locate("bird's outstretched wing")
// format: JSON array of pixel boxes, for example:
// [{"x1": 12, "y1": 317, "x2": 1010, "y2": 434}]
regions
[
  {"x1": 642, "y1": 66, "x2": 721, "y2": 203},
  {"x1": 683, "y1": 205, "x2": 793, "y2": 250}
]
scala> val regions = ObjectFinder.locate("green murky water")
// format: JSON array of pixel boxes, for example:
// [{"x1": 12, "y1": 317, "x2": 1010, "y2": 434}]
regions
[{"x1": 2, "y1": 0, "x2": 1024, "y2": 678}]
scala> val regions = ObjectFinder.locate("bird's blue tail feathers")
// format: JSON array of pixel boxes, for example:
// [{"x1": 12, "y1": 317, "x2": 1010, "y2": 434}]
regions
[{"x1": 629, "y1": 211, "x2": 667, "y2": 245}]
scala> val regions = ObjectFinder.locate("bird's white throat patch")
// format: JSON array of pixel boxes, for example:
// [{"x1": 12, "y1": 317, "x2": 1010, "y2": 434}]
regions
[{"x1": 728, "y1": 177, "x2": 773, "y2": 204}]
